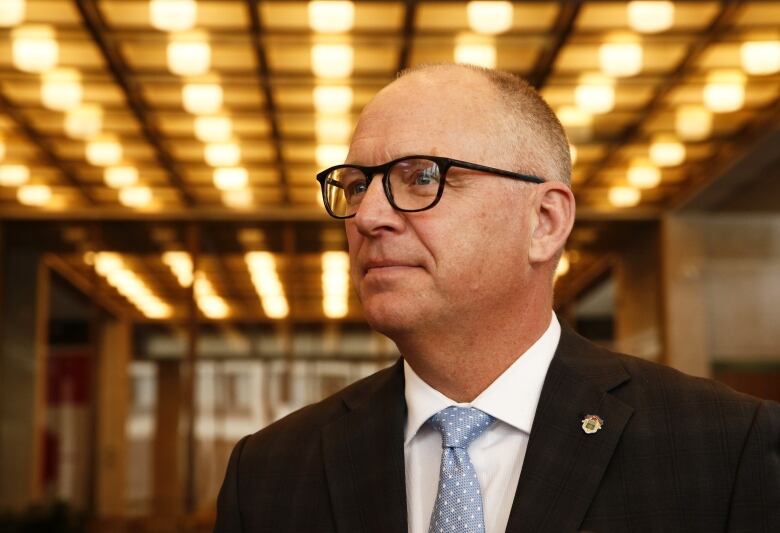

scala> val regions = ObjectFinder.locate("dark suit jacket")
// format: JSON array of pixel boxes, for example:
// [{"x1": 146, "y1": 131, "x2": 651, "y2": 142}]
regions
[{"x1": 214, "y1": 325, "x2": 780, "y2": 532}]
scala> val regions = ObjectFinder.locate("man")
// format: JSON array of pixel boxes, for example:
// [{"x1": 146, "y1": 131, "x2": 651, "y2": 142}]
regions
[{"x1": 215, "y1": 64, "x2": 779, "y2": 532}]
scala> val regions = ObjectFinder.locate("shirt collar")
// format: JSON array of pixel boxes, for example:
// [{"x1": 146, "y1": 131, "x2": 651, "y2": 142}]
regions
[{"x1": 403, "y1": 312, "x2": 560, "y2": 446}]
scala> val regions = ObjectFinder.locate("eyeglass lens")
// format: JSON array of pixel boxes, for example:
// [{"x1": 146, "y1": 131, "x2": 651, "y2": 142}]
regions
[{"x1": 323, "y1": 158, "x2": 442, "y2": 217}]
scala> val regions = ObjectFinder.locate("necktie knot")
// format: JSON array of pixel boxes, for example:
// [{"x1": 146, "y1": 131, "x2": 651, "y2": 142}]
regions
[{"x1": 427, "y1": 406, "x2": 494, "y2": 449}]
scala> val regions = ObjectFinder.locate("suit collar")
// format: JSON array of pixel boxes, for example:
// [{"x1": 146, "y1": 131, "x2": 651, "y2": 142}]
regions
[
  {"x1": 322, "y1": 359, "x2": 408, "y2": 533},
  {"x1": 505, "y1": 322, "x2": 634, "y2": 532}
]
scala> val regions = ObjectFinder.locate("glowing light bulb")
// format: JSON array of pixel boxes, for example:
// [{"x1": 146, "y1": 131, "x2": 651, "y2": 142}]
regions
[
  {"x1": 308, "y1": 1, "x2": 354, "y2": 33},
  {"x1": 65, "y1": 103, "x2": 103, "y2": 139},
  {"x1": 12, "y1": 25, "x2": 58, "y2": 73},
  {"x1": 0, "y1": 164, "x2": 30, "y2": 186},
  {"x1": 313, "y1": 85, "x2": 353, "y2": 113},
  {"x1": 609, "y1": 186, "x2": 641, "y2": 207},
  {"x1": 703, "y1": 70, "x2": 745, "y2": 113},
  {"x1": 649, "y1": 134, "x2": 685, "y2": 167},
  {"x1": 316, "y1": 144, "x2": 348, "y2": 167},
  {"x1": 454, "y1": 34, "x2": 496, "y2": 68},
  {"x1": 167, "y1": 30, "x2": 210, "y2": 76},
  {"x1": 41, "y1": 68, "x2": 82, "y2": 111},
  {"x1": 213, "y1": 167, "x2": 248, "y2": 191},
  {"x1": 194, "y1": 115, "x2": 232, "y2": 142},
  {"x1": 627, "y1": 160, "x2": 661, "y2": 188},
  {"x1": 104, "y1": 166, "x2": 139, "y2": 188},
  {"x1": 150, "y1": 0, "x2": 197, "y2": 32},
  {"x1": 0, "y1": 0, "x2": 25, "y2": 27},
  {"x1": 466, "y1": 2, "x2": 513, "y2": 35},
  {"x1": 86, "y1": 136, "x2": 123, "y2": 166},
  {"x1": 599, "y1": 38, "x2": 643, "y2": 77},
  {"x1": 182, "y1": 82, "x2": 223, "y2": 114},
  {"x1": 741, "y1": 41, "x2": 780, "y2": 76},
  {"x1": 311, "y1": 44, "x2": 354, "y2": 78},
  {"x1": 205, "y1": 142, "x2": 241, "y2": 167},
  {"x1": 575, "y1": 73, "x2": 615, "y2": 114},
  {"x1": 627, "y1": 1, "x2": 674, "y2": 33},
  {"x1": 675, "y1": 105, "x2": 712, "y2": 141},
  {"x1": 119, "y1": 186, "x2": 153, "y2": 208},
  {"x1": 17, "y1": 184, "x2": 52, "y2": 206}
]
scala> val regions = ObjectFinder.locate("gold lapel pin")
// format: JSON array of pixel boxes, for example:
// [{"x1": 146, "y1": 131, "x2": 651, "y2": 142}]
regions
[{"x1": 581, "y1": 414, "x2": 604, "y2": 434}]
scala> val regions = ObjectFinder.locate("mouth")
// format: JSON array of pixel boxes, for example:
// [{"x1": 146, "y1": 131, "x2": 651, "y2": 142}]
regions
[{"x1": 362, "y1": 260, "x2": 420, "y2": 276}]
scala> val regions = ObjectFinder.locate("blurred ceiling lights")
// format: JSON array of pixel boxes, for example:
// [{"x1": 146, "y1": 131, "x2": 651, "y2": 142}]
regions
[
  {"x1": 149, "y1": 0, "x2": 197, "y2": 32},
  {"x1": 182, "y1": 82, "x2": 223, "y2": 114},
  {"x1": 161, "y1": 251, "x2": 194, "y2": 288},
  {"x1": 41, "y1": 68, "x2": 82, "y2": 111},
  {"x1": 167, "y1": 30, "x2": 211, "y2": 76},
  {"x1": 599, "y1": 35, "x2": 643, "y2": 77},
  {"x1": 467, "y1": 1, "x2": 513, "y2": 35},
  {"x1": 104, "y1": 166, "x2": 139, "y2": 189},
  {"x1": 311, "y1": 44, "x2": 354, "y2": 78},
  {"x1": 609, "y1": 186, "x2": 641, "y2": 207},
  {"x1": 213, "y1": 167, "x2": 248, "y2": 191},
  {"x1": 92, "y1": 252, "x2": 171, "y2": 319},
  {"x1": 454, "y1": 34, "x2": 496, "y2": 68},
  {"x1": 0, "y1": 164, "x2": 30, "y2": 187},
  {"x1": 0, "y1": 0, "x2": 25, "y2": 27},
  {"x1": 627, "y1": 159, "x2": 662, "y2": 188},
  {"x1": 65, "y1": 103, "x2": 103, "y2": 139},
  {"x1": 245, "y1": 252, "x2": 289, "y2": 319},
  {"x1": 194, "y1": 115, "x2": 233, "y2": 143},
  {"x1": 704, "y1": 70, "x2": 746, "y2": 113},
  {"x1": 119, "y1": 185, "x2": 153, "y2": 209},
  {"x1": 627, "y1": 1, "x2": 675, "y2": 33},
  {"x1": 222, "y1": 188, "x2": 253, "y2": 209},
  {"x1": 322, "y1": 251, "x2": 349, "y2": 319},
  {"x1": 308, "y1": 1, "x2": 354, "y2": 34},
  {"x1": 316, "y1": 144, "x2": 349, "y2": 168},
  {"x1": 17, "y1": 184, "x2": 51, "y2": 207},
  {"x1": 313, "y1": 85, "x2": 352, "y2": 113},
  {"x1": 575, "y1": 73, "x2": 615, "y2": 114},
  {"x1": 86, "y1": 136, "x2": 123, "y2": 167},
  {"x1": 649, "y1": 134, "x2": 686, "y2": 167},
  {"x1": 675, "y1": 105, "x2": 712, "y2": 141},
  {"x1": 11, "y1": 24, "x2": 58, "y2": 72},
  {"x1": 569, "y1": 144, "x2": 577, "y2": 166},
  {"x1": 194, "y1": 271, "x2": 230, "y2": 319},
  {"x1": 741, "y1": 41, "x2": 780, "y2": 76},
  {"x1": 205, "y1": 142, "x2": 241, "y2": 167}
]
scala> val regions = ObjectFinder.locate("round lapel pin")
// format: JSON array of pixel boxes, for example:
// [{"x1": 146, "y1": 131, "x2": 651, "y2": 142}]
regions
[{"x1": 581, "y1": 414, "x2": 604, "y2": 434}]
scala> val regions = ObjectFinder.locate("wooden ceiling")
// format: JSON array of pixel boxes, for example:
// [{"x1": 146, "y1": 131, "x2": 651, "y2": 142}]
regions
[{"x1": 2, "y1": 1, "x2": 779, "y2": 323}]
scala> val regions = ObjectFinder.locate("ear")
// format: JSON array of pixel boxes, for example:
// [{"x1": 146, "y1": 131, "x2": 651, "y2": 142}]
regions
[{"x1": 528, "y1": 182, "x2": 575, "y2": 265}]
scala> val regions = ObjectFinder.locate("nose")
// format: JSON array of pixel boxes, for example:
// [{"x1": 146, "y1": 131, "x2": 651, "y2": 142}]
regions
[{"x1": 350, "y1": 173, "x2": 405, "y2": 237}]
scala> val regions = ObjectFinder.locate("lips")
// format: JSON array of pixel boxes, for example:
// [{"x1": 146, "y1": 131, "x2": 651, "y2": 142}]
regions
[{"x1": 362, "y1": 259, "x2": 419, "y2": 275}]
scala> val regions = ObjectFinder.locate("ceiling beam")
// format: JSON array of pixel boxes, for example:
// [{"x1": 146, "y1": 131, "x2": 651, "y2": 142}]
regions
[
  {"x1": 247, "y1": 0, "x2": 290, "y2": 204},
  {"x1": 74, "y1": 0, "x2": 195, "y2": 206},
  {"x1": 527, "y1": 1, "x2": 583, "y2": 89},
  {"x1": 397, "y1": 0, "x2": 420, "y2": 73},
  {"x1": 0, "y1": 91, "x2": 97, "y2": 204},
  {"x1": 580, "y1": 1, "x2": 745, "y2": 188}
]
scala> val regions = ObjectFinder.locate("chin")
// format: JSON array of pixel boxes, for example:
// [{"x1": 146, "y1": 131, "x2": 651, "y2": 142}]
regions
[{"x1": 361, "y1": 297, "x2": 422, "y2": 338}]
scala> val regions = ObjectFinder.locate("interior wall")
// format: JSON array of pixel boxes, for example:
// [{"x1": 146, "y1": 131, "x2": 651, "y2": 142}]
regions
[{"x1": 662, "y1": 214, "x2": 780, "y2": 378}]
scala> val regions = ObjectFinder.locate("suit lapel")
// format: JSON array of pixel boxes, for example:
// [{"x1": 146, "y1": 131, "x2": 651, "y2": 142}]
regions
[
  {"x1": 322, "y1": 359, "x2": 408, "y2": 533},
  {"x1": 505, "y1": 326, "x2": 634, "y2": 533}
]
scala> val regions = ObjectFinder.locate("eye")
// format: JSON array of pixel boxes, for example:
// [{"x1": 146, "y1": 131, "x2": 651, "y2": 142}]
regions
[
  {"x1": 345, "y1": 179, "x2": 368, "y2": 200},
  {"x1": 413, "y1": 167, "x2": 440, "y2": 186}
]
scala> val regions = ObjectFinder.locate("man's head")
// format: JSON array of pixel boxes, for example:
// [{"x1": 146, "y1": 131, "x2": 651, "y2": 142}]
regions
[{"x1": 341, "y1": 64, "x2": 575, "y2": 339}]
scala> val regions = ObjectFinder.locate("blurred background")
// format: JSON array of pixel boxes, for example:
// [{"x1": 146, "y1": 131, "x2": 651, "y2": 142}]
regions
[{"x1": 0, "y1": 0, "x2": 778, "y2": 531}]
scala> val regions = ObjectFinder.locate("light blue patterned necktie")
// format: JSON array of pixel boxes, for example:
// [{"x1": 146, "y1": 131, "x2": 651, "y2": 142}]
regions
[{"x1": 427, "y1": 406, "x2": 495, "y2": 533}]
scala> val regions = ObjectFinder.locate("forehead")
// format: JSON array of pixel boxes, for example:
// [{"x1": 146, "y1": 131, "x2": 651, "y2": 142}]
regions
[{"x1": 348, "y1": 69, "x2": 514, "y2": 165}]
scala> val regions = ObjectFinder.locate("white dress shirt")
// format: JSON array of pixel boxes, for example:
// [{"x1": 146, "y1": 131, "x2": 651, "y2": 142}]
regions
[{"x1": 403, "y1": 313, "x2": 561, "y2": 533}]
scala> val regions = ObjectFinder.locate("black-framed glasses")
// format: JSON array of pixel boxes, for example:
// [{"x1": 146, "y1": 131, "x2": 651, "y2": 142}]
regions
[{"x1": 316, "y1": 155, "x2": 545, "y2": 219}]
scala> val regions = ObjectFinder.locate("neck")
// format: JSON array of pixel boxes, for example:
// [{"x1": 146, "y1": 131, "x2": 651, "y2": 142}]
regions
[{"x1": 395, "y1": 305, "x2": 552, "y2": 403}]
